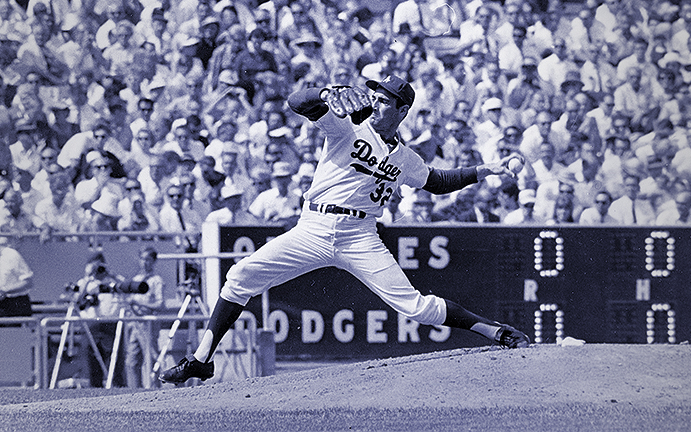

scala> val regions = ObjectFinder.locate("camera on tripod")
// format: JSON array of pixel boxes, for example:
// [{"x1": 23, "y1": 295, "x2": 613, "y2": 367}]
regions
[
  {"x1": 63, "y1": 278, "x2": 149, "y2": 310},
  {"x1": 98, "y1": 279, "x2": 149, "y2": 295}
]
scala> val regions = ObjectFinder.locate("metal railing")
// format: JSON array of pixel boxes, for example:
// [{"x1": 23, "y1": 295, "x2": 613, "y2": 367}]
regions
[{"x1": 0, "y1": 311, "x2": 263, "y2": 389}]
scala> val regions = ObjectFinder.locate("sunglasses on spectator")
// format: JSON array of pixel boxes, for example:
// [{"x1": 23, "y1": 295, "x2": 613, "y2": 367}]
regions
[
  {"x1": 169, "y1": 193, "x2": 183, "y2": 198},
  {"x1": 126, "y1": 184, "x2": 141, "y2": 191},
  {"x1": 93, "y1": 164, "x2": 109, "y2": 170}
]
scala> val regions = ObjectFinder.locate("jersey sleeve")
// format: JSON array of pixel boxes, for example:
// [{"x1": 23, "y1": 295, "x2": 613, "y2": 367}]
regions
[{"x1": 400, "y1": 146, "x2": 431, "y2": 189}]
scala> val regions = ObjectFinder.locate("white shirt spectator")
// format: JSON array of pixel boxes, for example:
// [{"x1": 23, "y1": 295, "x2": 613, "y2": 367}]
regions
[{"x1": 608, "y1": 195, "x2": 656, "y2": 225}]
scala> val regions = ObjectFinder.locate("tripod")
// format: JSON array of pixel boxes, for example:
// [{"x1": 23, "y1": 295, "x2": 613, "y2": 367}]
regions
[
  {"x1": 50, "y1": 300, "x2": 110, "y2": 389},
  {"x1": 151, "y1": 281, "x2": 209, "y2": 382}
]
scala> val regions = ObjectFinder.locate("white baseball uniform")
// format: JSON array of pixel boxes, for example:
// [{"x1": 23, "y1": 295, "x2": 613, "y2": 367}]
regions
[{"x1": 220, "y1": 107, "x2": 448, "y2": 325}]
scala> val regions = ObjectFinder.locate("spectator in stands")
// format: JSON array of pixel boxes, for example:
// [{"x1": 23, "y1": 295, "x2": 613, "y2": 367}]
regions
[
  {"x1": 455, "y1": 187, "x2": 500, "y2": 223},
  {"x1": 579, "y1": 43, "x2": 617, "y2": 98},
  {"x1": 58, "y1": 122, "x2": 125, "y2": 177},
  {"x1": 166, "y1": 73, "x2": 205, "y2": 122},
  {"x1": 81, "y1": 189, "x2": 121, "y2": 232},
  {"x1": 125, "y1": 246, "x2": 164, "y2": 389},
  {"x1": 534, "y1": 170, "x2": 582, "y2": 223},
  {"x1": 74, "y1": 151, "x2": 124, "y2": 209},
  {"x1": 537, "y1": 37, "x2": 574, "y2": 91},
  {"x1": 656, "y1": 190, "x2": 691, "y2": 225},
  {"x1": 504, "y1": 189, "x2": 538, "y2": 224},
  {"x1": 262, "y1": 128, "x2": 301, "y2": 172},
  {"x1": 102, "y1": 20, "x2": 136, "y2": 79},
  {"x1": 614, "y1": 66, "x2": 658, "y2": 134},
  {"x1": 9, "y1": 118, "x2": 42, "y2": 176},
  {"x1": 457, "y1": 4, "x2": 498, "y2": 57},
  {"x1": 0, "y1": 236, "x2": 33, "y2": 317},
  {"x1": 616, "y1": 37, "x2": 657, "y2": 87},
  {"x1": 506, "y1": 57, "x2": 554, "y2": 123},
  {"x1": 126, "y1": 127, "x2": 156, "y2": 177},
  {"x1": 10, "y1": 167, "x2": 41, "y2": 215},
  {"x1": 235, "y1": 28, "x2": 279, "y2": 104},
  {"x1": 205, "y1": 184, "x2": 259, "y2": 225},
  {"x1": 157, "y1": 118, "x2": 205, "y2": 162},
  {"x1": 33, "y1": 170, "x2": 79, "y2": 240},
  {"x1": 159, "y1": 182, "x2": 202, "y2": 252},
  {"x1": 520, "y1": 110, "x2": 559, "y2": 164},
  {"x1": 531, "y1": 142, "x2": 565, "y2": 187},
  {"x1": 197, "y1": 16, "x2": 221, "y2": 70},
  {"x1": 137, "y1": 153, "x2": 172, "y2": 211},
  {"x1": 0, "y1": 187, "x2": 36, "y2": 233},
  {"x1": 179, "y1": 173, "x2": 210, "y2": 221},
  {"x1": 587, "y1": 93, "x2": 616, "y2": 141},
  {"x1": 48, "y1": 101, "x2": 80, "y2": 149},
  {"x1": 117, "y1": 178, "x2": 160, "y2": 233},
  {"x1": 608, "y1": 174, "x2": 656, "y2": 225},
  {"x1": 475, "y1": 97, "x2": 506, "y2": 162},
  {"x1": 194, "y1": 155, "x2": 224, "y2": 208},
  {"x1": 546, "y1": 194, "x2": 576, "y2": 225},
  {"x1": 379, "y1": 190, "x2": 404, "y2": 225},
  {"x1": 244, "y1": 165, "x2": 272, "y2": 208},
  {"x1": 579, "y1": 190, "x2": 617, "y2": 224},
  {"x1": 498, "y1": 25, "x2": 528, "y2": 81},
  {"x1": 249, "y1": 161, "x2": 300, "y2": 228},
  {"x1": 495, "y1": 1, "x2": 527, "y2": 48},
  {"x1": 219, "y1": 142, "x2": 252, "y2": 210},
  {"x1": 130, "y1": 98, "x2": 155, "y2": 138},
  {"x1": 495, "y1": 178, "x2": 520, "y2": 222},
  {"x1": 16, "y1": 20, "x2": 69, "y2": 87}
]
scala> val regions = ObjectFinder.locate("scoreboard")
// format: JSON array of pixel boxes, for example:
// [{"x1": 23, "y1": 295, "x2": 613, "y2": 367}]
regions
[{"x1": 204, "y1": 224, "x2": 690, "y2": 360}]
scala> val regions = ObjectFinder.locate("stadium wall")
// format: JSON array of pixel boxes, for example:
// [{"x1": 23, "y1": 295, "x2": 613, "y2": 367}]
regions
[{"x1": 211, "y1": 224, "x2": 691, "y2": 360}]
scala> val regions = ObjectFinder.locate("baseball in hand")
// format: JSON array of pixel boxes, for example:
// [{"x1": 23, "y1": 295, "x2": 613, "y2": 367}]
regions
[{"x1": 508, "y1": 157, "x2": 524, "y2": 174}]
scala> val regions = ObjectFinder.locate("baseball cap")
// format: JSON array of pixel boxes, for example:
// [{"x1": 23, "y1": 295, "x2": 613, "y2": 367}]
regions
[
  {"x1": 220, "y1": 184, "x2": 243, "y2": 199},
  {"x1": 365, "y1": 75, "x2": 415, "y2": 107},
  {"x1": 482, "y1": 97, "x2": 503, "y2": 112}
]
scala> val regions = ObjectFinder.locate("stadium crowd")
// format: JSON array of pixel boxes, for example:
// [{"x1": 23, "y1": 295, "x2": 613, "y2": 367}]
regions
[{"x1": 1, "y1": 0, "x2": 691, "y2": 237}]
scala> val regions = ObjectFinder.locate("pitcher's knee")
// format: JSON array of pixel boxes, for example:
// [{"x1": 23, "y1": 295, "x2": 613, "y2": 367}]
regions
[{"x1": 401, "y1": 296, "x2": 446, "y2": 326}]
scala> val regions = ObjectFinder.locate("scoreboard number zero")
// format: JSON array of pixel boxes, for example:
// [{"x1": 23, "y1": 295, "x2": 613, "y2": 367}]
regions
[{"x1": 534, "y1": 230, "x2": 676, "y2": 278}]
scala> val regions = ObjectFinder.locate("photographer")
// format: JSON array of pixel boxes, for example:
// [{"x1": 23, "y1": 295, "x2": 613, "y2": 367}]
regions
[
  {"x1": 125, "y1": 246, "x2": 164, "y2": 389},
  {"x1": 73, "y1": 252, "x2": 127, "y2": 388},
  {"x1": 0, "y1": 237, "x2": 33, "y2": 318}
]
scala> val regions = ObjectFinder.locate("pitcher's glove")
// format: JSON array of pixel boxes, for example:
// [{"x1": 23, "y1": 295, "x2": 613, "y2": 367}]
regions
[{"x1": 320, "y1": 86, "x2": 373, "y2": 124}]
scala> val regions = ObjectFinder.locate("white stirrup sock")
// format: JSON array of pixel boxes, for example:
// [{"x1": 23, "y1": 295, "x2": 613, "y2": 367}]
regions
[{"x1": 470, "y1": 322, "x2": 501, "y2": 340}]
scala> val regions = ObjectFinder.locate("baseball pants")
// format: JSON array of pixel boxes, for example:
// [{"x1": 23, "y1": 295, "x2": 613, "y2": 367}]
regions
[{"x1": 220, "y1": 207, "x2": 447, "y2": 326}]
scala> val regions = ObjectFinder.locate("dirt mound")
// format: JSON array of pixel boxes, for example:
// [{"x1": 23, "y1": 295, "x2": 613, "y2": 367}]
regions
[{"x1": 1, "y1": 344, "x2": 689, "y2": 431}]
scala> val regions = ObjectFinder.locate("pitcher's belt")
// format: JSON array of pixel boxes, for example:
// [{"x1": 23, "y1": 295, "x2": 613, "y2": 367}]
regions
[{"x1": 308, "y1": 202, "x2": 366, "y2": 219}]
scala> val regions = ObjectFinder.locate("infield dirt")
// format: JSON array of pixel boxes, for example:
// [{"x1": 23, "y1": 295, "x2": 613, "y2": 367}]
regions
[{"x1": 0, "y1": 344, "x2": 689, "y2": 431}]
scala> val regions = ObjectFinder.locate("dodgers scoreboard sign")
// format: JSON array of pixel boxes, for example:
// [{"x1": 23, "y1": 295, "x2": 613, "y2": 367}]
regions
[{"x1": 203, "y1": 224, "x2": 690, "y2": 360}]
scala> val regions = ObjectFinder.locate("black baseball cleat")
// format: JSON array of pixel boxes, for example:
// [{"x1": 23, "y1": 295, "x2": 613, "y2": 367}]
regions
[
  {"x1": 495, "y1": 324, "x2": 530, "y2": 348},
  {"x1": 159, "y1": 354, "x2": 214, "y2": 384}
]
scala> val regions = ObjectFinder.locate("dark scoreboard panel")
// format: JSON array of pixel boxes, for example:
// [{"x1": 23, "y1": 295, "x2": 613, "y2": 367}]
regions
[{"x1": 215, "y1": 225, "x2": 689, "y2": 359}]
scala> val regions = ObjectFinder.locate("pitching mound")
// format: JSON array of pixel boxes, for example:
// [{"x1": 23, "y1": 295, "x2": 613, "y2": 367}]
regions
[{"x1": 1, "y1": 344, "x2": 689, "y2": 431}]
